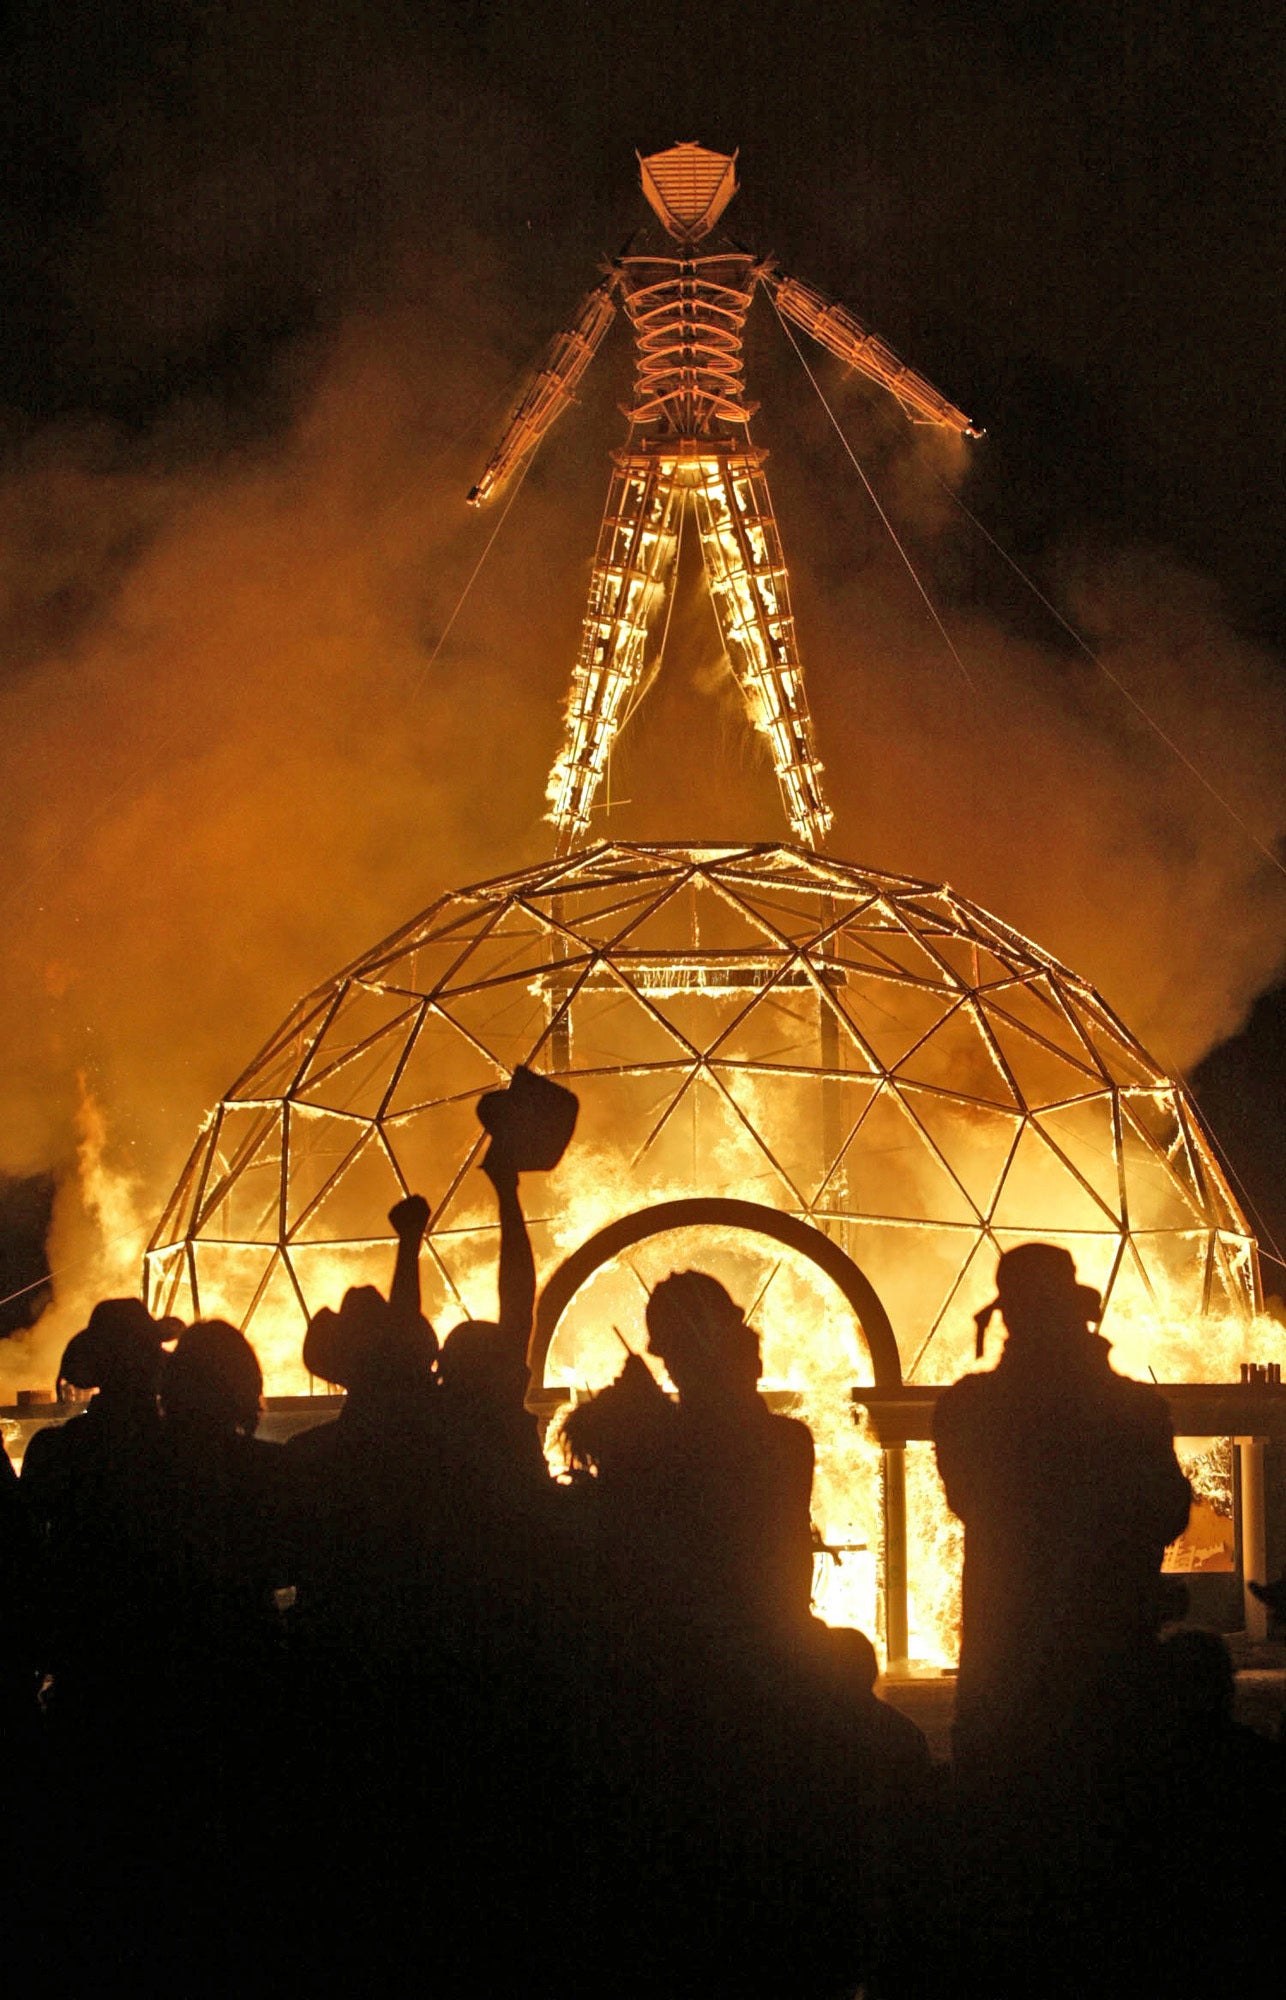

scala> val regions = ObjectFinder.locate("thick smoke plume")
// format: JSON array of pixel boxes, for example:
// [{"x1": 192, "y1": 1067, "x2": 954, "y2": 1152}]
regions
[{"x1": 1, "y1": 6, "x2": 1283, "y2": 1386}]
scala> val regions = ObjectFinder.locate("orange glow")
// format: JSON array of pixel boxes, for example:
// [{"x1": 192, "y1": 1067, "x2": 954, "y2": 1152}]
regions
[{"x1": 142, "y1": 843, "x2": 1261, "y2": 1663}]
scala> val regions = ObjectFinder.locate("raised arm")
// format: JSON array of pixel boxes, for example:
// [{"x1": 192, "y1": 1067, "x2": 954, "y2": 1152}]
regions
[
  {"x1": 768, "y1": 268, "x2": 981, "y2": 436},
  {"x1": 468, "y1": 278, "x2": 618, "y2": 506},
  {"x1": 386, "y1": 1194, "x2": 439, "y2": 1362},
  {"x1": 481, "y1": 1148, "x2": 535, "y2": 1359}
]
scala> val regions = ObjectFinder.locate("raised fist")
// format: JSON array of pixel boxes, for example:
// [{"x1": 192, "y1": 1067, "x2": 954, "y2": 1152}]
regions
[{"x1": 388, "y1": 1193, "x2": 430, "y2": 1242}]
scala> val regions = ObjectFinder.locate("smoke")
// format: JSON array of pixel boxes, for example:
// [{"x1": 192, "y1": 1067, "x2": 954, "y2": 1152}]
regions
[
  {"x1": 796, "y1": 438, "x2": 1286, "y2": 1067},
  {"x1": 0, "y1": 293, "x2": 583, "y2": 1381},
  {"x1": 1, "y1": 4, "x2": 1284, "y2": 1385},
  {"x1": 602, "y1": 383, "x2": 1286, "y2": 1069}
]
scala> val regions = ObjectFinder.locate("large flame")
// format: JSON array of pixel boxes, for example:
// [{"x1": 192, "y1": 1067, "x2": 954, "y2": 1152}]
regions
[
  {"x1": 18, "y1": 1075, "x2": 1271, "y2": 1667},
  {"x1": 131, "y1": 846, "x2": 1268, "y2": 1665}
]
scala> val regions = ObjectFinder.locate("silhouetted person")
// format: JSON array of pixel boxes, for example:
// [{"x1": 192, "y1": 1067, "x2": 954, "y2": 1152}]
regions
[
  {"x1": 18, "y1": 1304, "x2": 183, "y2": 1985},
  {"x1": 935, "y1": 1243, "x2": 1191, "y2": 1770},
  {"x1": 144, "y1": 1321, "x2": 292, "y2": 1988},
  {"x1": 287, "y1": 1193, "x2": 446, "y2": 1624},
  {"x1": 437, "y1": 1142, "x2": 546, "y2": 1496},
  {"x1": 567, "y1": 1270, "x2": 815, "y2": 1652},
  {"x1": 156, "y1": 1317, "x2": 290, "y2": 1674},
  {"x1": 814, "y1": 1624, "x2": 932, "y2": 1772},
  {"x1": 935, "y1": 1245, "x2": 1192, "y2": 1997},
  {"x1": 802, "y1": 1625, "x2": 946, "y2": 2000},
  {"x1": 287, "y1": 1068, "x2": 579, "y2": 1996},
  {"x1": 560, "y1": 1278, "x2": 831, "y2": 1995},
  {"x1": 21, "y1": 1300, "x2": 178, "y2": 1732}
]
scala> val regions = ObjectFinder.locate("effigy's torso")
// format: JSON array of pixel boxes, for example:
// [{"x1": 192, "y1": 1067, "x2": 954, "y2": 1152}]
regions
[{"x1": 616, "y1": 252, "x2": 760, "y2": 439}]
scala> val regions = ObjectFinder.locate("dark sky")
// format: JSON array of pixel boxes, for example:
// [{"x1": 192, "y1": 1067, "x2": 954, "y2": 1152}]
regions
[
  {"x1": 2, "y1": 0, "x2": 1284, "y2": 1298},
  {"x1": 5, "y1": 0, "x2": 1281, "y2": 601}
]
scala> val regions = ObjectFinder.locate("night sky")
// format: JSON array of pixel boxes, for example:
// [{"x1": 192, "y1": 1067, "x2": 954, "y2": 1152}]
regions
[{"x1": 1, "y1": 0, "x2": 1284, "y2": 1326}]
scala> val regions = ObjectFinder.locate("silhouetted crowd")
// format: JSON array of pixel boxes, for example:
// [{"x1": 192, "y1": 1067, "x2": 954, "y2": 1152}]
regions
[{"x1": 1, "y1": 1074, "x2": 1283, "y2": 1997}]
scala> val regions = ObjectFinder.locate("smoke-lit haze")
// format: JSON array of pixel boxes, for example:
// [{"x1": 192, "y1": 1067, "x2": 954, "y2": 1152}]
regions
[{"x1": 1, "y1": 1, "x2": 1283, "y2": 1376}]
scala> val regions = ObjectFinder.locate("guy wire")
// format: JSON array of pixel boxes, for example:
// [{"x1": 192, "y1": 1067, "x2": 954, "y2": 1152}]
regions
[{"x1": 770, "y1": 294, "x2": 977, "y2": 694}]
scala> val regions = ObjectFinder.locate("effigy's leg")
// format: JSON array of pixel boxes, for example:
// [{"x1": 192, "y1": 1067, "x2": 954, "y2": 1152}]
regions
[
  {"x1": 693, "y1": 452, "x2": 832, "y2": 849},
  {"x1": 547, "y1": 452, "x2": 682, "y2": 849}
]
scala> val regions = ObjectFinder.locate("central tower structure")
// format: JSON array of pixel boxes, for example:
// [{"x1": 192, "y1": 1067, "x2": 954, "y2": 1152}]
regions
[{"x1": 469, "y1": 142, "x2": 977, "y2": 852}]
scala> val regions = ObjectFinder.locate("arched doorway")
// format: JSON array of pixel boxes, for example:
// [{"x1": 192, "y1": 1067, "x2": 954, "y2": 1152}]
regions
[
  {"x1": 530, "y1": 1195, "x2": 902, "y2": 1387},
  {"x1": 530, "y1": 1197, "x2": 911, "y2": 1663}
]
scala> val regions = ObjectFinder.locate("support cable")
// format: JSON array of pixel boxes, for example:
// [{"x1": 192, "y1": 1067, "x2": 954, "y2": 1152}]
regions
[
  {"x1": 407, "y1": 449, "x2": 537, "y2": 699},
  {"x1": 770, "y1": 295, "x2": 977, "y2": 694},
  {"x1": 903, "y1": 431, "x2": 1286, "y2": 883},
  {"x1": 1196, "y1": 1122, "x2": 1286, "y2": 1279}
]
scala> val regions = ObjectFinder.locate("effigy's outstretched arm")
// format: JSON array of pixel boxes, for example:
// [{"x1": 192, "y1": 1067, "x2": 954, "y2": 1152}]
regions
[
  {"x1": 767, "y1": 268, "x2": 981, "y2": 436},
  {"x1": 468, "y1": 279, "x2": 618, "y2": 506}
]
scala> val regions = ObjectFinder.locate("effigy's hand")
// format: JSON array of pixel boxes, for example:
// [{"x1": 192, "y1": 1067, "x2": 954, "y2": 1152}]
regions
[{"x1": 388, "y1": 1193, "x2": 430, "y2": 1243}]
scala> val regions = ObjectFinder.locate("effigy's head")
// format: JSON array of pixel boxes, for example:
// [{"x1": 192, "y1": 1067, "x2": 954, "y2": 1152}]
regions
[{"x1": 638, "y1": 142, "x2": 739, "y2": 242}]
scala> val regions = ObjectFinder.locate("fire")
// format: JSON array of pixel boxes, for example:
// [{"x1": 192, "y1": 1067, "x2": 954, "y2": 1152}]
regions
[
  {"x1": 140, "y1": 844, "x2": 1264, "y2": 1666},
  {"x1": 72, "y1": 1071, "x2": 150, "y2": 1298},
  {"x1": 0, "y1": 1076, "x2": 151, "y2": 1399},
  {"x1": 529, "y1": 1195, "x2": 1270, "y2": 1668}
]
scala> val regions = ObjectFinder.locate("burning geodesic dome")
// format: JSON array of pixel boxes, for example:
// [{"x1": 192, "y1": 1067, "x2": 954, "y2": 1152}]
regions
[{"x1": 146, "y1": 841, "x2": 1256, "y2": 1403}]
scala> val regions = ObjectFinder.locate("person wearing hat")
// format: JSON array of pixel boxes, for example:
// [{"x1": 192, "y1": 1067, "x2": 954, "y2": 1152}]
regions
[
  {"x1": 21, "y1": 1300, "x2": 181, "y2": 1723},
  {"x1": 21, "y1": 1297, "x2": 179, "y2": 1517},
  {"x1": 934, "y1": 1243, "x2": 1191, "y2": 1772},
  {"x1": 934, "y1": 1246, "x2": 1193, "y2": 1994}
]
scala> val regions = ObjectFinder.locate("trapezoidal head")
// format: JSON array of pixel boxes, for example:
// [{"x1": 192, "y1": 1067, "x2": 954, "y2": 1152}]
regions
[{"x1": 638, "y1": 142, "x2": 739, "y2": 242}]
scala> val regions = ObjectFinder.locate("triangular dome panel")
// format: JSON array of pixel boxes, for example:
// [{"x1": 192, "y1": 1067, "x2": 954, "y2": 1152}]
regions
[
  {"x1": 832, "y1": 980, "x2": 957, "y2": 1073},
  {"x1": 289, "y1": 1130, "x2": 406, "y2": 1244},
  {"x1": 715, "y1": 1066, "x2": 879, "y2": 1208},
  {"x1": 1031, "y1": 1097, "x2": 1123, "y2": 1220},
  {"x1": 191, "y1": 1241, "x2": 276, "y2": 1324},
  {"x1": 196, "y1": 1107, "x2": 285, "y2": 1242},
  {"x1": 431, "y1": 982, "x2": 551, "y2": 1073},
  {"x1": 296, "y1": 1016, "x2": 419, "y2": 1118},
  {"x1": 561, "y1": 972, "x2": 699, "y2": 1070},
  {"x1": 383, "y1": 1096, "x2": 490, "y2": 1218},
  {"x1": 382, "y1": 1009, "x2": 504, "y2": 1118},
  {"x1": 982, "y1": 1010, "x2": 1102, "y2": 1110},
  {"x1": 1118, "y1": 1099, "x2": 1208, "y2": 1230},
  {"x1": 239, "y1": 1254, "x2": 310, "y2": 1391},
  {"x1": 895, "y1": 1000, "x2": 1017, "y2": 1106},
  {"x1": 986, "y1": 978, "x2": 1110, "y2": 1074},
  {"x1": 898, "y1": 1088, "x2": 1022, "y2": 1216},
  {"x1": 836, "y1": 1087, "x2": 978, "y2": 1225},
  {"x1": 1061, "y1": 998, "x2": 1165, "y2": 1088},
  {"x1": 989, "y1": 1122, "x2": 1118, "y2": 1231}
]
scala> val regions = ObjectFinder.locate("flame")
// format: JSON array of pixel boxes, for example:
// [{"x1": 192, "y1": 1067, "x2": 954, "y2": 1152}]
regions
[
  {"x1": 535, "y1": 1205, "x2": 1281, "y2": 1669},
  {"x1": 134, "y1": 838, "x2": 1268, "y2": 1667},
  {"x1": 72, "y1": 1072, "x2": 150, "y2": 1293},
  {"x1": 0, "y1": 1074, "x2": 153, "y2": 1401},
  {"x1": 141, "y1": 1086, "x2": 1276, "y2": 1669}
]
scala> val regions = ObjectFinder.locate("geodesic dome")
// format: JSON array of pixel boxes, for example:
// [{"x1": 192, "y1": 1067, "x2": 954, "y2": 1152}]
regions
[{"x1": 145, "y1": 842, "x2": 1257, "y2": 1395}]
